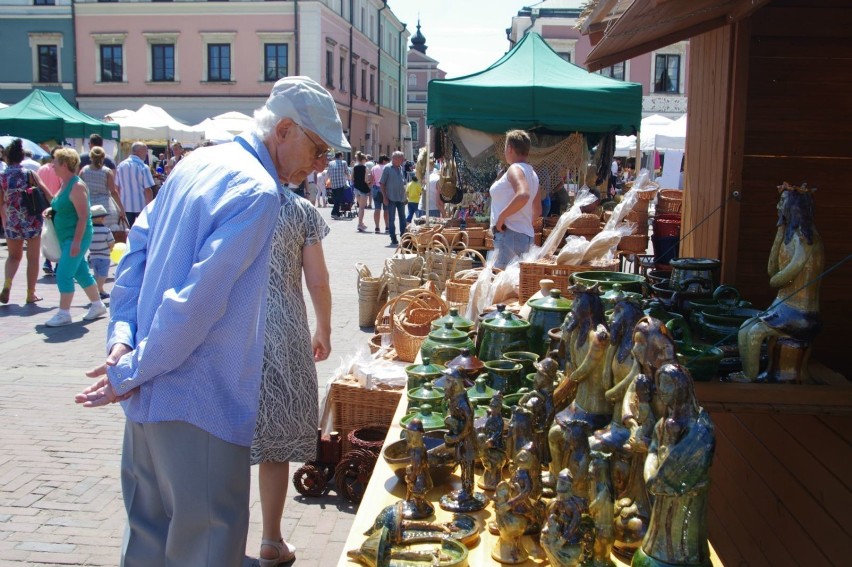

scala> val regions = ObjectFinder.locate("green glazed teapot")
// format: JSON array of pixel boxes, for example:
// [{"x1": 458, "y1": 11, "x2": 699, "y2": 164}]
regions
[
  {"x1": 400, "y1": 403, "x2": 448, "y2": 433},
  {"x1": 407, "y1": 382, "x2": 446, "y2": 413}
]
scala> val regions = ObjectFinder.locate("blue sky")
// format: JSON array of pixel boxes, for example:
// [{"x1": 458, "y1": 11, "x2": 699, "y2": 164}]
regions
[{"x1": 389, "y1": 0, "x2": 530, "y2": 78}]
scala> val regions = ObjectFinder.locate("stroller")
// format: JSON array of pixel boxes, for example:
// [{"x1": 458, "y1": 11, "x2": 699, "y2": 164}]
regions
[{"x1": 337, "y1": 184, "x2": 357, "y2": 218}]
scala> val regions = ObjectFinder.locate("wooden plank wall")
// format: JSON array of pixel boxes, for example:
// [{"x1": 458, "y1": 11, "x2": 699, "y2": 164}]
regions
[
  {"x1": 736, "y1": 0, "x2": 852, "y2": 374},
  {"x1": 707, "y1": 410, "x2": 852, "y2": 566},
  {"x1": 680, "y1": 25, "x2": 733, "y2": 259}
]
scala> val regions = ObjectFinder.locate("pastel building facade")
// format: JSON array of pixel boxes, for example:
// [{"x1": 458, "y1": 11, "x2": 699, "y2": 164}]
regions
[
  {"x1": 0, "y1": 0, "x2": 76, "y2": 105},
  {"x1": 508, "y1": 0, "x2": 689, "y2": 118},
  {"x1": 72, "y1": 0, "x2": 409, "y2": 156}
]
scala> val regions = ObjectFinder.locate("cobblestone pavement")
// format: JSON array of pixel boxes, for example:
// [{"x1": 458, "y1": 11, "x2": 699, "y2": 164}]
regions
[{"x1": 0, "y1": 204, "x2": 397, "y2": 566}]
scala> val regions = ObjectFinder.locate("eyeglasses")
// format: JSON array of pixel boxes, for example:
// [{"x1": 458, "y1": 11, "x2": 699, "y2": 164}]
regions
[{"x1": 301, "y1": 126, "x2": 329, "y2": 159}]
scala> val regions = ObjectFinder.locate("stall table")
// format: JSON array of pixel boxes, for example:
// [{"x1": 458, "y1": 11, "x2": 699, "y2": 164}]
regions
[{"x1": 337, "y1": 392, "x2": 721, "y2": 566}]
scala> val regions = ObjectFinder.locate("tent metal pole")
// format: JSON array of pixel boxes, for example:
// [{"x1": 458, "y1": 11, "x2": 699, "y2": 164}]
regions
[{"x1": 424, "y1": 113, "x2": 430, "y2": 227}]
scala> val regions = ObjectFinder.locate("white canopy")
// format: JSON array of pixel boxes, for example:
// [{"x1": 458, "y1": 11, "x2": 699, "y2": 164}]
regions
[
  {"x1": 106, "y1": 104, "x2": 204, "y2": 146},
  {"x1": 0, "y1": 102, "x2": 8, "y2": 109},
  {"x1": 210, "y1": 111, "x2": 253, "y2": 135},
  {"x1": 655, "y1": 115, "x2": 687, "y2": 151}
]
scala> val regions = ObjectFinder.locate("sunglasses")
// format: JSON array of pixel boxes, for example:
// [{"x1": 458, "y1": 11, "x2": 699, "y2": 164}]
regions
[{"x1": 301, "y1": 127, "x2": 330, "y2": 160}]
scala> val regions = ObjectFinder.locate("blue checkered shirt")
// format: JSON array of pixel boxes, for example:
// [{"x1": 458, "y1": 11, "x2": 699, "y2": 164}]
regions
[
  {"x1": 106, "y1": 132, "x2": 283, "y2": 446},
  {"x1": 115, "y1": 155, "x2": 155, "y2": 213},
  {"x1": 326, "y1": 158, "x2": 350, "y2": 189}
]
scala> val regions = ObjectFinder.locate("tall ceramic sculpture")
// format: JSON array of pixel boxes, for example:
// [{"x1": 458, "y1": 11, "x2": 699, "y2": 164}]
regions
[
  {"x1": 630, "y1": 317, "x2": 716, "y2": 567},
  {"x1": 588, "y1": 452, "x2": 615, "y2": 567},
  {"x1": 402, "y1": 419, "x2": 434, "y2": 519},
  {"x1": 440, "y1": 368, "x2": 487, "y2": 513},
  {"x1": 491, "y1": 480, "x2": 531, "y2": 564},
  {"x1": 735, "y1": 183, "x2": 823, "y2": 382},
  {"x1": 549, "y1": 323, "x2": 612, "y2": 481},
  {"x1": 590, "y1": 297, "x2": 650, "y2": 558}
]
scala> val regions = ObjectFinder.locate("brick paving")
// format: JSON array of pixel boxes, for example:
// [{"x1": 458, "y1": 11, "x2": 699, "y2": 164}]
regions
[{"x1": 0, "y1": 204, "x2": 396, "y2": 566}]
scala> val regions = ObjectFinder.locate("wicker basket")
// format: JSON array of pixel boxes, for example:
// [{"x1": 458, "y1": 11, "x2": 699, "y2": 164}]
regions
[
  {"x1": 568, "y1": 213, "x2": 602, "y2": 230},
  {"x1": 618, "y1": 234, "x2": 650, "y2": 254},
  {"x1": 624, "y1": 210, "x2": 649, "y2": 235},
  {"x1": 657, "y1": 189, "x2": 683, "y2": 214},
  {"x1": 445, "y1": 279, "x2": 473, "y2": 307},
  {"x1": 329, "y1": 379, "x2": 402, "y2": 453},
  {"x1": 392, "y1": 314, "x2": 428, "y2": 362},
  {"x1": 518, "y1": 257, "x2": 620, "y2": 304}
]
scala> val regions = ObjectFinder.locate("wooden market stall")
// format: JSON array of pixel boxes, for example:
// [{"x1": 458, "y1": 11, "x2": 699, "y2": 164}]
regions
[{"x1": 582, "y1": 0, "x2": 852, "y2": 564}]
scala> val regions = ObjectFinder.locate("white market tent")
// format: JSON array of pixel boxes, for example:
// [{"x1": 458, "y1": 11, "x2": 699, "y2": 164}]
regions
[
  {"x1": 655, "y1": 115, "x2": 687, "y2": 151},
  {"x1": 615, "y1": 114, "x2": 675, "y2": 155},
  {"x1": 194, "y1": 118, "x2": 235, "y2": 144},
  {"x1": 0, "y1": 102, "x2": 8, "y2": 109},
  {"x1": 105, "y1": 104, "x2": 204, "y2": 146}
]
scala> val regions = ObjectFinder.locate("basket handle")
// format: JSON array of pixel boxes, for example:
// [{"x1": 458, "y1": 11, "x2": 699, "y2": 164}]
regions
[{"x1": 449, "y1": 247, "x2": 487, "y2": 276}]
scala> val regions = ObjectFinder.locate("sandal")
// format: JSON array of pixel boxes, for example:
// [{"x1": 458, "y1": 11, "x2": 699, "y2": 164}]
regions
[
  {"x1": 26, "y1": 293, "x2": 43, "y2": 304},
  {"x1": 0, "y1": 287, "x2": 9, "y2": 304},
  {"x1": 258, "y1": 538, "x2": 296, "y2": 567}
]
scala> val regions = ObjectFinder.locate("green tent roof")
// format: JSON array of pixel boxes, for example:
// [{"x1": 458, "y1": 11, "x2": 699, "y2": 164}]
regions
[
  {"x1": 427, "y1": 32, "x2": 642, "y2": 135},
  {"x1": 0, "y1": 90, "x2": 119, "y2": 143}
]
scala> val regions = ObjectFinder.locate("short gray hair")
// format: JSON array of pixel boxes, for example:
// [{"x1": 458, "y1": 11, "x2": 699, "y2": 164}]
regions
[
  {"x1": 392, "y1": 151, "x2": 404, "y2": 160},
  {"x1": 131, "y1": 141, "x2": 146, "y2": 154}
]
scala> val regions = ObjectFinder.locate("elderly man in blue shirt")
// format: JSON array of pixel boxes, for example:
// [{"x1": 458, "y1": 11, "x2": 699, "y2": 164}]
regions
[{"x1": 75, "y1": 76, "x2": 349, "y2": 567}]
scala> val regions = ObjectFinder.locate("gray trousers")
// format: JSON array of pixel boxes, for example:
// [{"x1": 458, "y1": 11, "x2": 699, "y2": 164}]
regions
[{"x1": 120, "y1": 420, "x2": 250, "y2": 567}]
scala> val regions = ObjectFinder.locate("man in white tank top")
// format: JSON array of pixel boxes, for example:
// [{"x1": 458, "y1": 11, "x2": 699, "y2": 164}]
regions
[{"x1": 489, "y1": 130, "x2": 541, "y2": 269}]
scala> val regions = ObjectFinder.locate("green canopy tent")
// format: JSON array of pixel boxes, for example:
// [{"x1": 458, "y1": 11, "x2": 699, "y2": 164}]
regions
[
  {"x1": 0, "y1": 90, "x2": 119, "y2": 143},
  {"x1": 427, "y1": 32, "x2": 641, "y2": 136}
]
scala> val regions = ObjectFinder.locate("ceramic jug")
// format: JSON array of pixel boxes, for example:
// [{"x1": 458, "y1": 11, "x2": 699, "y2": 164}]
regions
[
  {"x1": 478, "y1": 310, "x2": 531, "y2": 362},
  {"x1": 526, "y1": 289, "x2": 572, "y2": 357}
]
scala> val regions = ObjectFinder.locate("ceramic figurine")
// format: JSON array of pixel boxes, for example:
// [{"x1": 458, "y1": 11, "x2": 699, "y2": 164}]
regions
[
  {"x1": 630, "y1": 318, "x2": 716, "y2": 567},
  {"x1": 734, "y1": 183, "x2": 823, "y2": 383},
  {"x1": 519, "y1": 357, "x2": 558, "y2": 477},
  {"x1": 490, "y1": 481, "x2": 530, "y2": 564},
  {"x1": 477, "y1": 392, "x2": 508, "y2": 491},
  {"x1": 549, "y1": 323, "x2": 612, "y2": 482},
  {"x1": 506, "y1": 404, "x2": 536, "y2": 465},
  {"x1": 508, "y1": 443, "x2": 545, "y2": 535},
  {"x1": 540, "y1": 469, "x2": 593, "y2": 567},
  {"x1": 440, "y1": 368, "x2": 487, "y2": 513},
  {"x1": 588, "y1": 452, "x2": 615, "y2": 567},
  {"x1": 401, "y1": 419, "x2": 435, "y2": 520}
]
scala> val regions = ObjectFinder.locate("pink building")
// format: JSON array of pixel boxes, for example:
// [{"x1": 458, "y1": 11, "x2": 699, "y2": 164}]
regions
[
  {"x1": 406, "y1": 21, "x2": 446, "y2": 158},
  {"x1": 74, "y1": 0, "x2": 409, "y2": 156},
  {"x1": 508, "y1": 0, "x2": 688, "y2": 119}
]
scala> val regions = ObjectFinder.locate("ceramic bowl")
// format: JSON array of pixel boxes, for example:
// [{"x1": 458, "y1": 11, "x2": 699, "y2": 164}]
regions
[{"x1": 571, "y1": 271, "x2": 646, "y2": 294}]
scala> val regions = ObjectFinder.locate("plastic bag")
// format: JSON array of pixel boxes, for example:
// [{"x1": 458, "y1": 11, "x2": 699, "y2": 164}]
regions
[
  {"x1": 534, "y1": 189, "x2": 599, "y2": 260},
  {"x1": 580, "y1": 223, "x2": 634, "y2": 264},
  {"x1": 555, "y1": 235, "x2": 590, "y2": 266},
  {"x1": 41, "y1": 217, "x2": 61, "y2": 262}
]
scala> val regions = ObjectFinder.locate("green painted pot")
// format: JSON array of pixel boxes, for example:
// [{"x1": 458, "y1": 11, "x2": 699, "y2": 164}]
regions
[
  {"x1": 404, "y1": 357, "x2": 446, "y2": 390},
  {"x1": 478, "y1": 309, "x2": 531, "y2": 362},
  {"x1": 527, "y1": 289, "x2": 572, "y2": 357},
  {"x1": 666, "y1": 318, "x2": 724, "y2": 382},
  {"x1": 430, "y1": 307, "x2": 475, "y2": 334},
  {"x1": 420, "y1": 321, "x2": 475, "y2": 367},
  {"x1": 407, "y1": 382, "x2": 445, "y2": 413}
]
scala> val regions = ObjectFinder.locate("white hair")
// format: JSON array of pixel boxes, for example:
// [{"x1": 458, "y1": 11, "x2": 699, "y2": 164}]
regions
[
  {"x1": 253, "y1": 106, "x2": 282, "y2": 138},
  {"x1": 392, "y1": 151, "x2": 405, "y2": 159}
]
